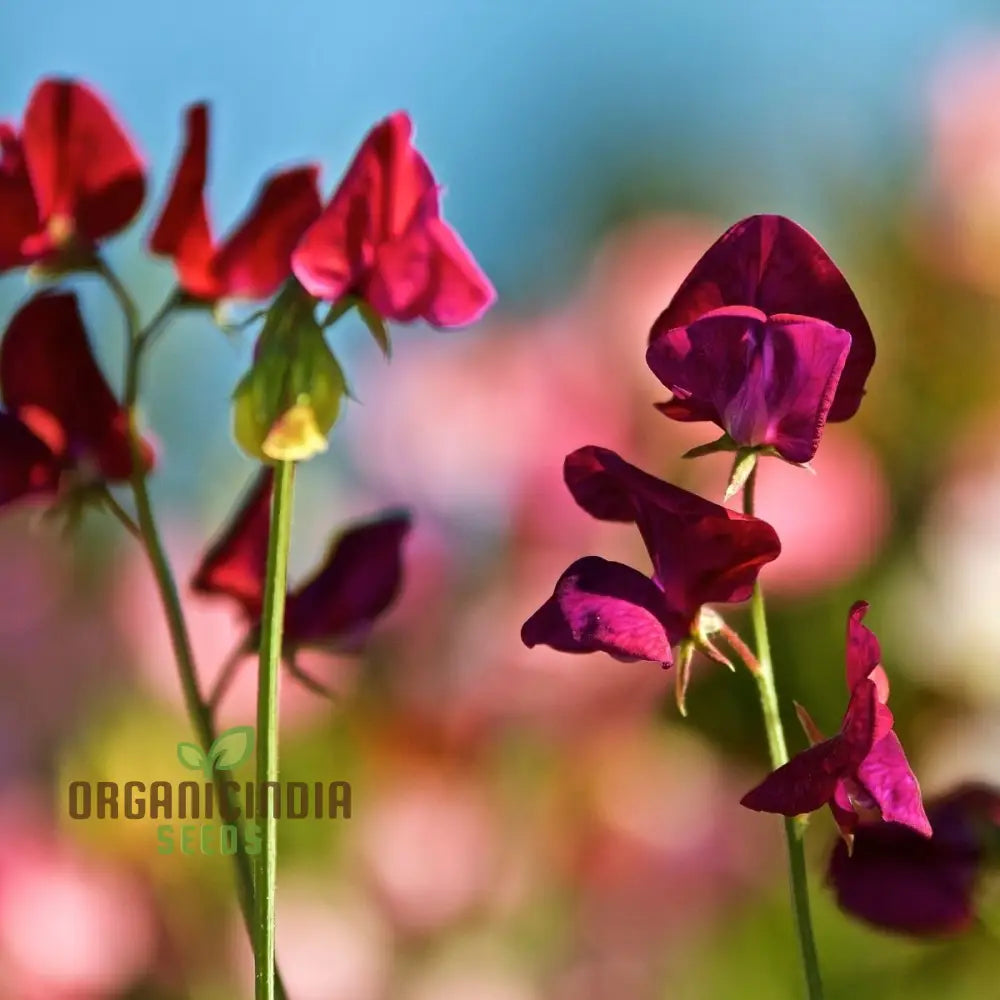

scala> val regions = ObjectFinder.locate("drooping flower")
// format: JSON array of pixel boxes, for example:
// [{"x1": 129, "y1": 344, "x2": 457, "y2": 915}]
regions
[
  {"x1": 191, "y1": 468, "x2": 410, "y2": 653},
  {"x1": 149, "y1": 103, "x2": 322, "y2": 301},
  {"x1": 646, "y1": 215, "x2": 876, "y2": 458},
  {"x1": 521, "y1": 446, "x2": 781, "y2": 670},
  {"x1": 741, "y1": 602, "x2": 931, "y2": 840},
  {"x1": 291, "y1": 112, "x2": 495, "y2": 328},
  {"x1": 828, "y1": 784, "x2": 1000, "y2": 935},
  {"x1": 0, "y1": 78, "x2": 145, "y2": 269},
  {"x1": 0, "y1": 292, "x2": 152, "y2": 508}
]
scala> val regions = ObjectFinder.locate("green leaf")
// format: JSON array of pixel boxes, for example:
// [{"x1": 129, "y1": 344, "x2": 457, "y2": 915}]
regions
[
  {"x1": 681, "y1": 433, "x2": 737, "y2": 460},
  {"x1": 177, "y1": 742, "x2": 207, "y2": 771},
  {"x1": 208, "y1": 725, "x2": 255, "y2": 772},
  {"x1": 357, "y1": 300, "x2": 392, "y2": 358}
]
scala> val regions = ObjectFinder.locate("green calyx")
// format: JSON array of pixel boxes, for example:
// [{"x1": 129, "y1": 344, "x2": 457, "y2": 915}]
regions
[{"x1": 232, "y1": 282, "x2": 348, "y2": 463}]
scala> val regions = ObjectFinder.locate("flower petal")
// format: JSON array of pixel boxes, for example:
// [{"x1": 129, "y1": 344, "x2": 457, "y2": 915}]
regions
[
  {"x1": 190, "y1": 468, "x2": 272, "y2": 621},
  {"x1": 521, "y1": 555, "x2": 673, "y2": 665},
  {"x1": 0, "y1": 291, "x2": 149, "y2": 480},
  {"x1": 418, "y1": 217, "x2": 496, "y2": 327},
  {"x1": 563, "y1": 446, "x2": 781, "y2": 623},
  {"x1": 149, "y1": 103, "x2": 218, "y2": 298},
  {"x1": 292, "y1": 111, "x2": 436, "y2": 303},
  {"x1": 0, "y1": 125, "x2": 40, "y2": 269},
  {"x1": 650, "y1": 214, "x2": 874, "y2": 422},
  {"x1": 283, "y1": 511, "x2": 411, "y2": 648},
  {"x1": 213, "y1": 165, "x2": 322, "y2": 300},
  {"x1": 647, "y1": 307, "x2": 850, "y2": 462},
  {"x1": 22, "y1": 78, "x2": 145, "y2": 244},
  {"x1": 742, "y1": 681, "x2": 876, "y2": 817},
  {"x1": 0, "y1": 412, "x2": 59, "y2": 506},
  {"x1": 855, "y1": 731, "x2": 932, "y2": 837}
]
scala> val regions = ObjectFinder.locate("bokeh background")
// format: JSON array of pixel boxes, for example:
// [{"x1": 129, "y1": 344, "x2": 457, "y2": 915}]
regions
[{"x1": 3, "y1": 2, "x2": 1000, "y2": 997}]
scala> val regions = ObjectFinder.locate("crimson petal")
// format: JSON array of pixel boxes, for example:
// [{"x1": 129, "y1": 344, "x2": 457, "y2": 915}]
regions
[
  {"x1": 0, "y1": 412, "x2": 59, "y2": 506},
  {"x1": 650, "y1": 214, "x2": 874, "y2": 422},
  {"x1": 855, "y1": 731, "x2": 932, "y2": 837},
  {"x1": 22, "y1": 78, "x2": 145, "y2": 246},
  {"x1": 190, "y1": 468, "x2": 272, "y2": 620}
]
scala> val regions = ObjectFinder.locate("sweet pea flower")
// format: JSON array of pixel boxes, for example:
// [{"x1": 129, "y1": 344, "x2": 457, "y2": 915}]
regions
[
  {"x1": 828, "y1": 784, "x2": 1000, "y2": 936},
  {"x1": 521, "y1": 446, "x2": 780, "y2": 673},
  {"x1": 292, "y1": 112, "x2": 495, "y2": 327},
  {"x1": 150, "y1": 103, "x2": 322, "y2": 301},
  {"x1": 0, "y1": 78, "x2": 144, "y2": 269},
  {"x1": 191, "y1": 468, "x2": 410, "y2": 667},
  {"x1": 0, "y1": 292, "x2": 152, "y2": 509},
  {"x1": 742, "y1": 602, "x2": 931, "y2": 841},
  {"x1": 646, "y1": 215, "x2": 876, "y2": 460}
]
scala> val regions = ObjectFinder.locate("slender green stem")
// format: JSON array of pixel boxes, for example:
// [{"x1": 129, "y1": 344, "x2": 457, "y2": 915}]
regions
[
  {"x1": 97, "y1": 263, "x2": 288, "y2": 1000},
  {"x1": 255, "y1": 459, "x2": 295, "y2": 1000},
  {"x1": 742, "y1": 463, "x2": 824, "y2": 1000}
]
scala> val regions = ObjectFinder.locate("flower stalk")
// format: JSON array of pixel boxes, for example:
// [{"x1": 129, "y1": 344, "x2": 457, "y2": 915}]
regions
[
  {"x1": 742, "y1": 461, "x2": 824, "y2": 1000},
  {"x1": 254, "y1": 458, "x2": 295, "y2": 1000},
  {"x1": 98, "y1": 264, "x2": 289, "y2": 1000}
]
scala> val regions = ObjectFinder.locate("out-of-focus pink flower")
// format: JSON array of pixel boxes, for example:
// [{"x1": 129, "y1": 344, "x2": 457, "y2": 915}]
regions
[
  {"x1": 0, "y1": 801, "x2": 156, "y2": 998},
  {"x1": 922, "y1": 38, "x2": 1000, "y2": 293},
  {"x1": 0, "y1": 78, "x2": 144, "y2": 269},
  {"x1": 292, "y1": 112, "x2": 494, "y2": 327},
  {"x1": 150, "y1": 104, "x2": 321, "y2": 301},
  {"x1": 359, "y1": 765, "x2": 498, "y2": 934},
  {"x1": 229, "y1": 883, "x2": 392, "y2": 1000}
]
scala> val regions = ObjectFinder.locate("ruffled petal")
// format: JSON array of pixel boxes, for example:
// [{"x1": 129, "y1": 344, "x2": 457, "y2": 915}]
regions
[
  {"x1": 521, "y1": 555, "x2": 674, "y2": 665},
  {"x1": 0, "y1": 125, "x2": 40, "y2": 269},
  {"x1": 650, "y1": 214, "x2": 874, "y2": 421},
  {"x1": 855, "y1": 731, "x2": 932, "y2": 837}
]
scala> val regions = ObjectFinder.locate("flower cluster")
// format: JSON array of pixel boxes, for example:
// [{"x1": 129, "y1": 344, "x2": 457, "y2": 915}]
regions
[{"x1": 521, "y1": 212, "x2": 1000, "y2": 938}]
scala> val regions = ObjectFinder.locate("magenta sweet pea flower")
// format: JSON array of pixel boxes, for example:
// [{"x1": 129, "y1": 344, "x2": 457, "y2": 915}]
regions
[
  {"x1": 0, "y1": 78, "x2": 145, "y2": 269},
  {"x1": 521, "y1": 446, "x2": 781, "y2": 669},
  {"x1": 191, "y1": 468, "x2": 410, "y2": 652},
  {"x1": 646, "y1": 215, "x2": 876, "y2": 459},
  {"x1": 291, "y1": 112, "x2": 495, "y2": 328},
  {"x1": 0, "y1": 292, "x2": 153, "y2": 508},
  {"x1": 828, "y1": 784, "x2": 1000, "y2": 936},
  {"x1": 149, "y1": 104, "x2": 322, "y2": 301},
  {"x1": 741, "y1": 602, "x2": 931, "y2": 840}
]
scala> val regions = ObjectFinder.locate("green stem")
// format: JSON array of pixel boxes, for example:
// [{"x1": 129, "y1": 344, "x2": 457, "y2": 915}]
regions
[
  {"x1": 255, "y1": 460, "x2": 295, "y2": 1000},
  {"x1": 97, "y1": 263, "x2": 288, "y2": 1000},
  {"x1": 742, "y1": 463, "x2": 824, "y2": 1000}
]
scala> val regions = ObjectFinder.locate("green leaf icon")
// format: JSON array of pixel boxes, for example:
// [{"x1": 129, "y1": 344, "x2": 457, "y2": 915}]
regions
[
  {"x1": 208, "y1": 726, "x2": 255, "y2": 774},
  {"x1": 177, "y1": 742, "x2": 207, "y2": 772}
]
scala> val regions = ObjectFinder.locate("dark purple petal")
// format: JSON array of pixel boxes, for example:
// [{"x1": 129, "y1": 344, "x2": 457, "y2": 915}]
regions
[
  {"x1": 521, "y1": 555, "x2": 674, "y2": 665},
  {"x1": 646, "y1": 307, "x2": 851, "y2": 463},
  {"x1": 855, "y1": 731, "x2": 932, "y2": 837},
  {"x1": 0, "y1": 412, "x2": 59, "y2": 507},
  {"x1": 190, "y1": 469, "x2": 272, "y2": 620},
  {"x1": 827, "y1": 785, "x2": 1000, "y2": 936},
  {"x1": 650, "y1": 214, "x2": 874, "y2": 422},
  {"x1": 742, "y1": 681, "x2": 876, "y2": 817},
  {"x1": 562, "y1": 446, "x2": 781, "y2": 625},
  {"x1": 284, "y1": 512, "x2": 410, "y2": 648}
]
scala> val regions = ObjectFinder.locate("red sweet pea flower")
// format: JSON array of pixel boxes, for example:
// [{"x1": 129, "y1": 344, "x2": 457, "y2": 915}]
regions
[
  {"x1": 648, "y1": 214, "x2": 875, "y2": 432},
  {"x1": 741, "y1": 602, "x2": 931, "y2": 840},
  {"x1": 521, "y1": 446, "x2": 781, "y2": 668},
  {"x1": 0, "y1": 292, "x2": 152, "y2": 507},
  {"x1": 0, "y1": 79, "x2": 144, "y2": 268},
  {"x1": 828, "y1": 784, "x2": 1000, "y2": 936},
  {"x1": 191, "y1": 468, "x2": 410, "y2": 652},
  {"x1": 150, "y1": 104, "x2": 322, "y2": 301},
  {"x1": 291, "y1": 112, "x2": 495, "y2": 327}
]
